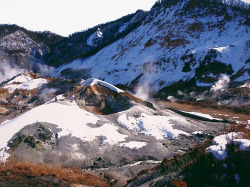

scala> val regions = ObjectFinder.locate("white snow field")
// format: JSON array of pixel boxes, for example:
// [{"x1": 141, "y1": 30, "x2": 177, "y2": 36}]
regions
[
  {"x1": 118, "y1": 141, "x2": 147, "y2": 149},
  {"x1": 0, "y1": 101, "x2": 128, "y2": 161},
  {"x1": 118, "y1": 112, "x2": 190, "y2": 140}
]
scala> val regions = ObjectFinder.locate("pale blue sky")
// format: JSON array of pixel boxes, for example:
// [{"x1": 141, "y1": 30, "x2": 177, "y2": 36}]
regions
[{"x1": 0, "y1": 0, "x2": 157, "y2": 36}]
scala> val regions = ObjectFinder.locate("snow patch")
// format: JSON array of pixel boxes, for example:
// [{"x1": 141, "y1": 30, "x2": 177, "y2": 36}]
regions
[
  {"x1": 212, "y1": 46, "x2": 229, "y2": 53},
  {"x1": 206, "y1": 132, "x2": 238, "y2": 160},
  {"x1": 7, "y1": 74, "x2": 32, "y2": 84},
  {"x1": 205, "y1": 133, "x2": 250, "y2": 160},
  {"x1": 87, "y1": 28, "x2": 103, "y2": 46},
  {"x1": 119, "y1": 141, "x2": 147, "y2": 149},
  {"x1": 118, "y1": 113, "x2": 190, "y2": 140},
  {"x1": 81, "y1": 78, "x2": 124, "y2": 93},
  {"x1": 0, "y1": 147, "x2": 10, "y2": 163},
  {"x1": 167, "y1": 96, "x2": 177, "y2": 102},
  {"x1": 121, "y1": 160, "x2": 161, "y2": 168},
  {"x1": 192, "y1": 131, "x2": 203, "y2": 134},
  {"x1": 4, "y1": 78, "x2": 48, "y2": 93},
  {"x1": 240, "y1": 81, "x2": 250, "y2": 88},
  {"x1": 118, "y1": 24, "x2": 128, "y2": 33},
  {"x1": 196, "y1": 81, "x2": 213, "y2": 87},
  {"x1": 235, "y1": 174, "x2": 240, "y2": 184},
  {"x1": 233, "y1": 139, "x2": 250, "y2": 151},
  {"x1": 181, "y1": 111, "x2": 222, "y2": 121}
]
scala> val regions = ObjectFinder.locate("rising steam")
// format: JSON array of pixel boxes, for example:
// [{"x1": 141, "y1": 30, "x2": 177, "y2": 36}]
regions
[
  {"x1": 134, "y1": 57, "x2": 159, "y2": 101},
  {"x1": 34, "y1": 63, "x2": 56, "y2": 77},
  {"x1": 211, "y1": 74, "x2": 230, "y2": 92},
  {"x1": 0, "y1": 62, "x2": 23, "y2": 84},
  {"x1": 134, "y1": 82, "x2": 150, "y2": 101}
]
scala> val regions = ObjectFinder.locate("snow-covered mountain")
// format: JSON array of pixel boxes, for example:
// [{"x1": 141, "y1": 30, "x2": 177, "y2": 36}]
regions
[
  {"x1": 55, "y1": 0, "x2": 249, "y2": 101},
  {"x1": 44, "y1": 10, "x2": 146, "y2": 66},
  {"x1": 0, "y1": 0, "x2": 249, "y2": 185},
  {"x1": 0, "y1": 24, "x2": 63, "y2": 83},
  {"x1": 1, "y1": 0, "x2": 248, "y2": 102}
]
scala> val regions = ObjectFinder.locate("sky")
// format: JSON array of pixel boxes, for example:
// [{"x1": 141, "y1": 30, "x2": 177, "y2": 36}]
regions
[{"x1": 0, "y1": 0, "x2": 157, "y2": 37}]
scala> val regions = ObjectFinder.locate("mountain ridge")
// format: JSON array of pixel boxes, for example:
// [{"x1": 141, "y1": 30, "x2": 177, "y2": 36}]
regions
[
  {"x1": 53, "y1": 0, "x2": 249, "y2": 104},
  {"x1": 0, "y1": 0, "x2": 249, "y2": 186}
]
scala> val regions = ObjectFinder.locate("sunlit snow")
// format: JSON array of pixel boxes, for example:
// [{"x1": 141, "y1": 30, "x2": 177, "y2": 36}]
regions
[
  {"x1": 0, "y1": 101, "x2": 128, "y2": 161},
  {"x1": 56, "y1": 1, "x2": 249, "y2": 90},
  {"x1": 181, "y1": 111, "x2": 222, "y2": 121},
  {"x1": 118, "y1": 141, "x2": 147, "y2": 149},
  {"x1": 81, "y1": 78, "x2": 124, "y2": 93},
  {"x1": 118, "y1": 113, "x2": 190, "y2": 139},
  {"x1": 4, "y1": 76, "x2": 48, "y2": 93},
  {"x1": 7, "y1": 74, "x2": 32, "y2": 84},
  {"x1": 204, "y1": 132, "x2": 250, "y2": 160}
]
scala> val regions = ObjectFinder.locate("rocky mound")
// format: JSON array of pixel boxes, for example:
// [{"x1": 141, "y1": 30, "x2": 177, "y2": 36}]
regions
[
  {"x1": 0, "y1": 73, "x2": 83, "y2": 124},
  {"x1": 66, "y1": 78, "x2": 155, "y2": 115}
]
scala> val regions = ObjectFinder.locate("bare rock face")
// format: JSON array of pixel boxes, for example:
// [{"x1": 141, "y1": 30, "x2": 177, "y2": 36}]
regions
[
  {"x1": 75, "y1": 84, "x2": 132, "y2": 115},
  {"x1": 8, "y1": 122, "x2": 56, "y2": 149},
  {"x1": 6, "y1": 122, "x2": 58, "y2": 163},
  {"x1": 66, "y1": 79, "x2": 155, "y2": 115}
]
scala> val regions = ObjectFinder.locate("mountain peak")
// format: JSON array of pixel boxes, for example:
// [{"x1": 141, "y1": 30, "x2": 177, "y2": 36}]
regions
[{"x1": 0, "y1": 29, "x2": 49, "y2": 59}]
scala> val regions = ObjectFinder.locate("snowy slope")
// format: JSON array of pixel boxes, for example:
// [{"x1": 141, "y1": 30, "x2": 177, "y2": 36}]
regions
[
  {"x1": 0, "y1": 89, "x2": 197, "y2": 162},
  {"x1": 3, "y1": 74, "x2": 48, "y2": 93},
  {"x1": 6, "y1": 74, "x2": 33, "y2": 84},
  {"x1": 0, "y1": 100, "x2": 128, "y2": 161},
  {"x1": 56, "y1": 0, "x2": 249, "y2": 92},
  {"x1": 4, "y1": 78, "x2": 48, "y2": 93},
  {"x1": 0, "y1": 101, "x2": 127, "y2": 149},
  {"x1": 118, "y1": 112, "x2": 190, "y2": 139}
]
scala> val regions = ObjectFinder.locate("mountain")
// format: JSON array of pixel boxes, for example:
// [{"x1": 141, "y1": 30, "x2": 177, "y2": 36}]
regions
[
  {"x1": 1, "y1": 0, "x2": 249, "y2": 104},
  {"x1": 0, "y1": 24, "x2": 64, "y2": 47},
  {"x1": 44, "y1": 10, "x2": 147, "y2": 66},
  {"x1": 0, "y1": 0, "x2": 250, "y2": 186},
  {"x1": 53, "y1": 0, "x2": 249, "y2": 105},
  {"x1": 0, "y1": 24, "x2": 64, "y2": 83}
]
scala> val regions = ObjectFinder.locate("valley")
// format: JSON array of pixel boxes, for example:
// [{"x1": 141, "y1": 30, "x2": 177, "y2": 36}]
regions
[{"x1": 0, "y1": 0, "x2": 249, "y2": 186}]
